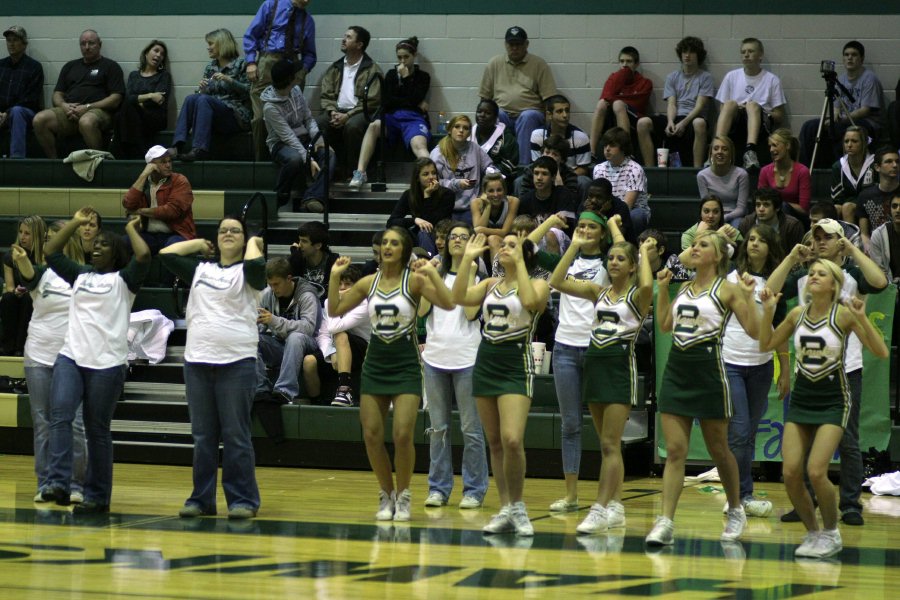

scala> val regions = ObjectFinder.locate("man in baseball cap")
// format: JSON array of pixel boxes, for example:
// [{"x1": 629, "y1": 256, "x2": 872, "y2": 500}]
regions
[{"x1": 1, "y1": 25, "x2": 44, "y2": 158}]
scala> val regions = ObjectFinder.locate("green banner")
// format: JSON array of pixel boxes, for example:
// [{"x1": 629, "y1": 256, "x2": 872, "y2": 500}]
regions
[{"x1": 655, "y1": 283, "x2": 896, "y2": 462}]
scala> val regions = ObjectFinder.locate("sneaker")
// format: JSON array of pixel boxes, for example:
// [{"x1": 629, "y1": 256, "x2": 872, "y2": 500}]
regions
[
  {"x1": 781, "y1": 508, "x2": 802, "y2": 522},
  {"x1": 69, "y1": 491, "x2": 84, "y2": 504},
  {"x1": 645, "y1": 516, "x2": 675, "y2": 546},
  {"x1": 841, "y1": 511, "x2": 864, "y2": 526},
  {"x1": 809, "y1": 529, "x2": 843, "y2": 558},
  {"x1": 549, "y1": 497, "x2": 578, "y2": 512},
  {"x1": 41, "y1": 486, "x2": 70, "y2": 506},
  {"x1": 742, "y1": 149, "x2": 760, "y2": 171},
  {"x1": 376, "y1": 490, "x2": 395, "y2": 521},
  {"x1": 459, "y1": 495, "x2": 482, "y2": 509},
  {"x1": 576, "y1": 503, "x2": 608, "y2": 535},
  {"x1": 424, "y1": 491, "x2": 447, "y2": 507},
  {"x1": 394, "y1": 489, "x2": 412, "y2": 521},
  {"x1": 482, "y1": 505, "x2": 515, "y2": 534},
  {"x1": 348, "y1": 170, "x2": 367, "y2": 190},
  {"x1": 301, "y1": 198, "x2": 325, "y2": 213},
  {"x1": 34, "y1": 491, "x2": 48, "y2": 503},
  {"x1": 227, "y1": 506, "x2": 257, "y2": 520},
  {"x1": 179, "y1": 503, "x2": 215, "y2": 518},
  {"x1": 742, "y1": 497, "x2": 773, "y2": 517},
  {"x1": 721, "y1": 507, "x2": 747, "y2": 542},
  {"x1": 606, "y1": 500, "x2": 626, "y2": 527},
  {"x1": 331, "y1": 386, "x2": 354, "y2": 407},
  {"x1": 794, "y1": 531, "x2": 821, "y2": 558},
  {"x1": 508, "y1": 501, "x2": 534, "y2": 536}
]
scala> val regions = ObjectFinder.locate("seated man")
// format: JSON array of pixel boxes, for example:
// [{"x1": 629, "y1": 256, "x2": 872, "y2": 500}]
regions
[
  {"x1": 518, "y1": 155, "x2": 577, "y2": 231},
  {"x1": 0, "y1": 26, "x2": 43, "y2": 158},
  {"x1": 855, "y1": 147, "x2": 899, "y2": 250},
  {"x1": 530, "y1": 94, "x2": 591, "y2": 176},
  {"x1": 579, "y1": 177, "x2": 636, "y2": 244},
  {"x1": 590, "y1": 46, "x2": 652, "y2": 158},
  {"x1": 809, "y1": 201, "x2": 861, "y2": 249},
  {"x1": 638, "y1": 228, "x2": 676, "y2": 277},
  {"x1": 256, "y1": 257, "x2": 322, "y2": 404},
  {"x1": 737, "y1": 187, "x2": 805, "y2": 256},
  {"x1": 714, "y1": 37, "x2": 785, "y2": 171},
  {"x1": 315, "y1": 26, "x2": 381, "y2": 179},
  {"x1": 263, "y1": 59, "x2": 333, "y2": 213},
  {"x1": 32, "y1": 30, "x2": 124, "y2": 159},
  {"x1": 636, "y1": 36, "x2": 714, "y2": 168},
  {"x1": 517, "y1": 134, "x2": 583, "y2": 198},
  {"x1": 592, "y1": 127, "x2": 651, "y2": 234},
  {"x1": 288, "y1": 220, "x2": 339, "y2": 302},
  {"x1": 479, "y1": 26, "x2": 557, "y2": 166},
  {"x1": 869, "y1": 192, "x2": 900, "y2": 284},
  {"x1": 122, "y1": 145, "x2": 195, "y2": 253},
  {"x1": 799, "y1": 41, "x2": 884, "y2": 168},
  {"x1": 310, "y1": 264, "x2": 371, "y2": 406}
]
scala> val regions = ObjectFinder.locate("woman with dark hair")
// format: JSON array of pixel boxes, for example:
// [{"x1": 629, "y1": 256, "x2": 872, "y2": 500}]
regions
[
  {"x1": 471, "y1": 99, "x2": 519, "y2": 179},
  {"x1": 430, "y1": 114, "x2": 494, "y2": 220},
  {"x1": 419, "y1": 221, "x2": 489, "y2": 509},
  {"x1": 40, "y1": 210, "x2": 150, "y2": 513},
  {"x1": 830, "y1": 125, "x2": 876, "y2": 222},
  {"x1": 386, "y1": 157, "x2": 455, "y2": 255},
  {"x1": 351, "y1": 36, "x2": 432, "y2": 189},
  {"x1": 1, "y1": 215, "x2": 46, "y2": 355},
  {"x1": 114, "y1": 39, "x2": 173, "y2": 158},
  {"x1": 171, "y1": 28, "x2": 250, "y2": 162},
  {"x1": 680, "y1": 195, "x2": 742, "y2": 250},
  {"x1": 758, "y1": 128, "x2": 811, "y2": 222},
  {"x1": 470, "y1": 171, "x2": 520, "y2": 258},
  {"x1": 697, "y1": 135, "x2": 751, "y2": 225},
  {"x1": 451, "y1": 232, "x2": 550, "y2": 536},
  {"x1": 327, "y1": 226, "x2": 453, "y2": 522}
]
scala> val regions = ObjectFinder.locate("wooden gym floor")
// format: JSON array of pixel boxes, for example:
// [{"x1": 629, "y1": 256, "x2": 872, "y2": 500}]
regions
[{"x1": 0, "y1": 455, "x2": 898, "y2": 599}]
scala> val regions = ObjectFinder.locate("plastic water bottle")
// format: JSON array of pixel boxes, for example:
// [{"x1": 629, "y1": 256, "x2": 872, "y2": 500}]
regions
[
  {"x1": 437, "y1": 112, "x2": 447, "y2": 135},
  {"x1": 670, "y1": 151, "x2": 682, "y2": 168}
]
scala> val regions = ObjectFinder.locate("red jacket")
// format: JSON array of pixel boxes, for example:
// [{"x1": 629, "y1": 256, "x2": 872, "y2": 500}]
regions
[
  {"x1": 122, "y1": 172, "x2": 196, "y2": 240},
  {"x1": 600, "y1": 68, "x2": 653, "y2": 117}
]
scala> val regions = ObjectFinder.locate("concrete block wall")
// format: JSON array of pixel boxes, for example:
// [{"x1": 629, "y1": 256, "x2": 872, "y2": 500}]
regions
[{"x1": 3, "y1": 12, "x2": 900, "y2": 138}]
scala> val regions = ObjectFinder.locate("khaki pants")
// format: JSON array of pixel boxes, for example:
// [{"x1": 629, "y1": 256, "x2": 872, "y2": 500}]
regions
[{"x1": 250, "y1": 53, "x2": 307, "y2": 161}]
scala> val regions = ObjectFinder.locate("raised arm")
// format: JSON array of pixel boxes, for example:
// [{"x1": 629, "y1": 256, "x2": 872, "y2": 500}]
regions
[
  {"x1": 654, "y1": 269, "x2": 675, "y2": 333},
  {"x1": 9, "y1": 244, "x2": 34, "y2": 282},
  {"x1": 410, "y1": 258, "x2": 454, "y2": 310},
  {"x1": 767, "y1": 243, "x2": 811, "y2": 294},
  {"x1": 527, "y1": 212, "x2": 568, "y2": 246},
  {"x1": 548, "y1": 231, "x2": 601, "y2": 302},
  {"x1": 45, "y1": 209, "x2": 92, "y2": 256},
  {"x1": 327, "y1": 256, "x2": 371, "y2": 317},
  {"x1": 635, "y1": 236, "x2": 656, "y2": 314},
  {"x1": 513, "y1": 237, "x2": 550, "y2": 313},
  {"x1": 843, "y1": 297, "x2": 889, "y2": 358},
  {"x1": 840, "y1": 239, "x2": 888, "y2": 291},
  {"x1": 124, "y1": 215, "x2": 151, "y2": 264},
  {"x1": 451, "y1": 234, "x2": 494, "y2": 307},
  {"x1": 758, "y1": 288, "x2": 796, "y2": 352}
]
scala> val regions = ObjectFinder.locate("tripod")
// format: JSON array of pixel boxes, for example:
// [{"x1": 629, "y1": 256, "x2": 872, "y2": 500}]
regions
[{"x1": 810, "y1": 71, "x2": 856, "y2": 168}]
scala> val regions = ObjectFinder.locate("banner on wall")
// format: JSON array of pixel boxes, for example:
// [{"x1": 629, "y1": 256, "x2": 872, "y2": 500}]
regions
[{"x1": 654, "y1": 283, "x2": 896, "y2": 462}]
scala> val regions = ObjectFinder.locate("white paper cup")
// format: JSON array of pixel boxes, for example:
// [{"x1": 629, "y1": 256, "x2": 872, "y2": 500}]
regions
[
  {"x1": 531, "y1": 342, "x2": 546, "y2": 372},
  {"x1": 656, "y1": 148, "x2": 669, "y2": 167},
  {"x1": 542, "y1": 351, "x2": 552, "y2": 374}
]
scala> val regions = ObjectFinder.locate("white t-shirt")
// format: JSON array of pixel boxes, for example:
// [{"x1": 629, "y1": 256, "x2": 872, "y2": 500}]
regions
[
  {"x1": 715, "y1": 68, "x2": 786, "y2": 113},
  {"x1": 722, "y1": 271, "x2": 772, "y2": 366},
  {"x1": 338, "y1": 58, "x2": 361, "y2": 110},
  {"x1": 555, "y1": 254, "x2": 610, "y2": 347},
  {"x1": 25, "y1": 268, "x2": 72, "y2": 367},
  {"x1": 317, "y1": 299, "x2": 371, "y2": 362},
  {"x1": 422, "y1": 272, "x2": 481, "y2": 369}
]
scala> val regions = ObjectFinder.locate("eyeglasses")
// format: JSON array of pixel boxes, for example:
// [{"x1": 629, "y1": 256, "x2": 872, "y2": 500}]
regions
[
  {"x1": 448, "y1": 233, "x2": 470, "y2": 241},
  {"x1": 218, "y1": 227, "x2": 244, "y2": 235}
]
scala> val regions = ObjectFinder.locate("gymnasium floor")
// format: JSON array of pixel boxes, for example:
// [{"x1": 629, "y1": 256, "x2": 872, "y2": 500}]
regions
[{"x1": 0, "y1": 455, "x2": 897, "y2": 599}]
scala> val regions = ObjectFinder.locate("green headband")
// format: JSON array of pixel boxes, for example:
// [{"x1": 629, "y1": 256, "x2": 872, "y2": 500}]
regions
[{"x1": 578, "y1": 212, "x2": 612, "y2": 243}]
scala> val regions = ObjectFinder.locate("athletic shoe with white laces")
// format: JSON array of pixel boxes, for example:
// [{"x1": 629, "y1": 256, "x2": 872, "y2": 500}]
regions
[
  {"x1": 375, "y1": 490, "x2": 395, "y2": 521},
  {"x1": 721, "y1": 506, "x2": 747, "y2": 542},
  {"x1": 348, "y1": 170, "x2": 367, "y2": 190},
  {"x1": 331, "y1": 386, "x2": 354, "y2": 407},
  {"x1": 34, "y1": 491, "x2": 48, "y2": 503},
  {"x1": 393, "y1": 489, "x2": 412, "y2": 521},
  {"x1": 742, "y1": 149, "x2": 760, "y2": 171},
  {"x1": 549, "y1": 497, "x2": 578, "y2": 512},
  {"x1": 459, "y1": 495, "x2": 482, "y2": 509},
  {"x1": 424, "y1": 491, "x2": 447, "y2": 507},
  {"x1": 645, "y1": 516, "x2": 675, "y2": 546},
  {"x1": 742, "y1": 497, "x2": 773, "y2": 517},
  {"x1": 576, "y1": 503, "x2": 609, "y2": 534},
  {"x1": 809, "y1": 529, "x2": 842, "y2": 558},
  {"x1": 794, "y1": 531, "x2": 821, "y2": 558},
  {"x1": 509, "y1": 501, "x2": 534, "y2": 536},
  {"x1": 606, "y1": 500, "x2": 626, "y2": 527},
  {"x1": 483, "y1": 505, "x2": 514, "y2": 534}
]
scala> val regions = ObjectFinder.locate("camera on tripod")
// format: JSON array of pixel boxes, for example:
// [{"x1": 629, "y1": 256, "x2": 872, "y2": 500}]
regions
[{"x1": 820, "y1": 60, "x2": 837, "y2": 80}]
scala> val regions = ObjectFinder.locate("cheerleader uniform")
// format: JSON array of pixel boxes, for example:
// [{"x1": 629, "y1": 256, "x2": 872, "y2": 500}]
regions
[{"x1": 582, "y1": 286, "x2": 644, "y2": 405}]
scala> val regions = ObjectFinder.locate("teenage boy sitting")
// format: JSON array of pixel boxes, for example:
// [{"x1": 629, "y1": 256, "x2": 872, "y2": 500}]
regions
[
  {"x1": 592, "y1": 126, "x2": 651, "y2": 234},
  {"x1": 590, "y1": 46, "x2": 652, "y2": 158},
  {"x1": 530, "y1": 94, "x2": 591, "y2": 176}
]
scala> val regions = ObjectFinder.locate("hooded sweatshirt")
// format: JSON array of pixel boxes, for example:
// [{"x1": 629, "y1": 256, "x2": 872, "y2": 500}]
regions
[
  {"x1": 258, "y1": 276, "x2": 322, "y2": 341},
  {"x1": 262, "y1": 84, "x2": 319, "y2": 161}
]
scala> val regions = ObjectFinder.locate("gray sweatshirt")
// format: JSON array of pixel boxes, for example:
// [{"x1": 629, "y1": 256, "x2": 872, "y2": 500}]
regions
[
  {"x1": 258, "y1": 277, "x2": 322, "y2": 340},
  {"x1": 261, "y1": 85, "x2": 319, "y2": 161}
]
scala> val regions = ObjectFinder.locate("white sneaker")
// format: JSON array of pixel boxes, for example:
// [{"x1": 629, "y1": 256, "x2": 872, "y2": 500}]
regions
[
  {"x1": 70, "y1": 491, "x2": 84, "y2": 504},
  {"x1": 645, "y1": 516, "x2": 675, "y2": 546},
  {"x1": 483, "y1": 505, "x2": 514, "y2": 534},
  {"x1": 549, "y1": 497, "x2": 578, "y2": 512},
  {"x1": 348, "y1": 170, "x2": 367, "y2": 190},
  {"x1": 34, "y1": 491, "x2": 48, "y2": 503},
  {"x1": 809, "y1": 529, "x2": 842, "y2": 558},
  {"x1": 459, "y1": 495, "x2": 482, "y2": 509},
  {"x1": 721, "y1": 507, "x2": 747, "y2": 542},
  {"x1": 742, "y1": 497, "x2": 773, "y2": 517},
  {"x1": 606, "y1": 500, "x2": 626, "y2": 527},
  {"x1": 509, "y1": 501, "x2": 534, "y2": 536},
  {"x1": 393, "y1": 489, "x2": 412, "y2": 522},
  {"x1": 794, "y1": 531, "x2": 821, "y2": 558},
  {"x1": 576, "y1": 503, "x2": 609, "y2": 534},
  {"x1": 375, "y1": 490, "x2": 395, "y2": 521},
  {"x1": 424, "y1": 491, "x2": 447, "y2": 507}
]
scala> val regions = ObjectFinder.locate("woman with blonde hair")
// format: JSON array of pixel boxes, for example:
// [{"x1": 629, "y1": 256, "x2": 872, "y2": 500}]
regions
[
  {"x1": 696, "y1": 135, "x2": 751, "y2": 225},
  {"x1": 830, "y1": 125, "x2": 875, "y2": 222},
  {"x1": 1, "y1": 215, "x2": 47, "y2": 355},
  {"x1": 429, "y1": 114, "x2": 494, "y2": 221},
  {"x1": 758, "y1": 128, "x2": 811, "y2": 223}
]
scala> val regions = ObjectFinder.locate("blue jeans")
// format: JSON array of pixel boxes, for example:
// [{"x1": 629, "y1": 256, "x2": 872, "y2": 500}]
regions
[
  {"x1": 46, "y1": 355, "x2": 126, "y2": 504},
  {"x1": 4, "y1": 105, "x2": 35, "y2": 158},
  {"x1": 256, "y1": 332, "x2": 318, "y2": 400},
  {"x1": 173, "y1": 94, "x2": 243, "y2": 152},
  {"x1": 630, "y1": 206, "x2": 651, "y2": 236},
  {"x1": 498, "y1": 108, "x2": 545, "y2": 166},
  {"x1": 184, "y1": 359, "x2": 259, "y2": 512},
  {"x1": 726, "y1": 361, "x2": 773, "y2": 500},
  {"x1": 272, "y1": 143, "x2": 336, "y2": 202},
  {"x1": 552, "y1": 342, "x2": 586, "y2": 475},
  {"x1": 25, "y1": 361, "x2": 87, "y2": 494},
  {"x1": 424, "y1": 364, "x2": 488, "y2": 501}
]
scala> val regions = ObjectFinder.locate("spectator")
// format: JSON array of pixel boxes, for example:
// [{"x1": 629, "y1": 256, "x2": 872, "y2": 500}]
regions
[
  {"x1": 738, "y1": 187, "x2": 805, "y2": 256},
  {"x1": 757, "y1": 128, "x2": 811, "y2": 224},
  {"x1": 360, "y1": 230, "x2": 382, "y2": 277},
  {"x1": 830, "y1": 125, "x2": 876, "y2": 223},
  {"x1": 76, "y1": 207, "x2": 101, "y2": 266},
  {"x1": 517, "y1": 133, "x2": 583, "y2": 198},
  {"x1": 519, "y1": 156, "x2": 577, "y2": 230},
  {"x1": 530, "y1": 94, "x2": 591, "y2": 176},
  {"x1": 289, "y1": 220, "x2": 338, "y2": 301},
  {"x1": 0, "y1": 26, "x2": 43, "y2": 158},
  {"x1": 637, "y1": 36, "x2": 714, "y2": 168},
  {"x1": 697, "y1": 135, "x2": 751, "y2": 225},
  {"x1": 637, "y1": 228, "x2": 675, "y2": 276},
  {"x1": 32, "y1": 30, "x2": 124, "y2": 159},
  {"x1": 1, "y1": 215, "x2": 45, "y2": 355},
  {"x1": 470, "y1": 98, "x2": 518, "y2": 179},
  {"x1": 855, "y1": 147, "x2": 899, "y2": 249},
  {"x1": 387, "y1": 157, "x2": 455, "y2": 256},
  {"x1": 579, "y1": 177, "x2": 636, "y2": 244},
  {"x1": 113, "y1": 40, "x2": 172, "y2": 159},
  {"x1": 479, "y1": 26, "x2": 557, "y2": 166},
  {"x1": 315, "y1": 26, "x2": 381, "y2": 178},
  {"x1": 429, "y1": 114, "x2": 493, "y2": 220},
  {"x1": 681, "y1": 195, "x2": 743, "y2": 250},
  {"x1": 714, "y1": 38, "x2": 786, "y2": 171},
  {"x1": 592, "y1": 126, "x2": 651, "y2": 234},
  {"x1": 171, "y1": 28, "x2": 250, "y2": 162},
  {"x1": 262, "y1": 58, "x2": 332, "y2": 213},
  {"x1": 869, "y1": 192, "x2": 900, "y2": 283},
  {"x1": 244, "y1": 0, "x2": 317, "y2": 161},
  {"x1": 471, "y1": 171, "x2": 520, "y2": 257},
  {"x1": 799, "y1": 41, "x2": 884, "y2": 167},
  {"x1": 809, "y1": 201, "x2": 862, "y2": 249},
  {"x1": 590, "y1": 46, "x2": 652, "y2": 157},
  {"x1": 122, "y1": 145, "x2": 196, "y2": 254}
]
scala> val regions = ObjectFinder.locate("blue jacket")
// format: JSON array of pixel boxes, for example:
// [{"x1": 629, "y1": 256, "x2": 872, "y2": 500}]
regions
[{"x1": 243, "y1": 0, "x2": 317, "y2": 72}]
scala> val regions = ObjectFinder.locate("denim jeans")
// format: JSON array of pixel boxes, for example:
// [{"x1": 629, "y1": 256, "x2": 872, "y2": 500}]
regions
[
  {"x1": 629, "y1": 206, "x2": 651, "y2": 236},
  {"x1": 498, "y1": 108, "x2": 546, "y2": 166},
  {"x1": 256, "y1": 331, "x2": 318, "y2": 400},
  {"x1": 173, "y1": 94, "x2": 243, "y2": 152},
  {"x1": 423, "y1": 364, "x2": 488, "y2": 501},
  {"x1": 46, "y1": 355, "x2": 126, "y2": 504},
  {"x1": 4, "y1": 105, "x2": 35, "y2": 158},
  {"x1": 25, "y1": 361, "x2": 87, "y2": 494},
  {"x1": 726, "y1": 361, "x2": 774, "y2": 500},
  {"x1": 552, "y1": 342, "x2": 587, "y2": 475},
  {"x1": 272, "y1": 143, "x2": 336, "y2": 202},
  {"x1": 184, "y1": 359, "x2": 260, "y2": 512}
]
